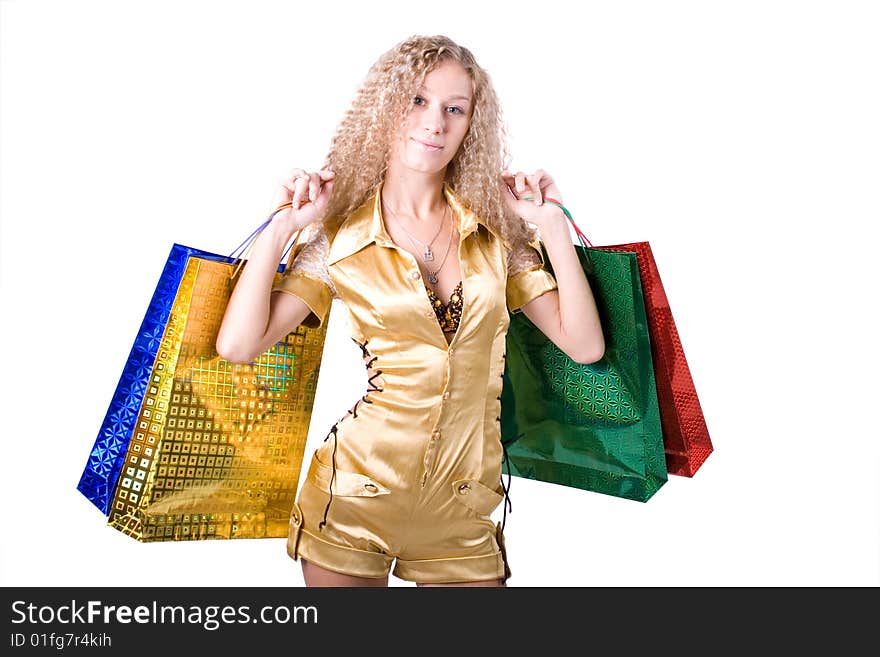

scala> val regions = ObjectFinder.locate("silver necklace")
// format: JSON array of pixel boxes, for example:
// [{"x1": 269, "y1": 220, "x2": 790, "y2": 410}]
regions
[
  {"x1": 422, "y1": 213, "x2": 455, "y2": 285},
  {"x1": 386, "y1": 202, "x2": 455, "y2": 285},
  {"x1": 383, "y1": 202, "x2": 446, "y2": 262}
]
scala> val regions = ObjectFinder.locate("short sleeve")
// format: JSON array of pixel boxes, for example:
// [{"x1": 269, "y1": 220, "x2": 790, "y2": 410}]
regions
[
  {"x1": 271, "y1": 221, "x2": 338, "y2": 329},
  {"x1": 505, "y1": 232, "x2": 558, "y2": 314}
]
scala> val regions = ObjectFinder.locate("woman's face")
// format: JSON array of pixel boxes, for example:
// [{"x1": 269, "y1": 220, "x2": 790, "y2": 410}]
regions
[{"x1": 389, "y1": 59, "x2": 474, "y2": 175}]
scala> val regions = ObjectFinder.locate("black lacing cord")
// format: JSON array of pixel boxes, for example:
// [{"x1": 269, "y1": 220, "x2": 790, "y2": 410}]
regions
[
  {"x1": 317, "y1": 423, "x2": 338, "y2": 532},
  {"x1": 497, "y1": 352, "x2": 513, "y2": 533},
  {"x1": 500, "y1": 443, "x2": 514, "y2": 533},
  {"x1": 318, "y1": 338, "x2": 384, "y2": 531},
  {"x1": 350, "y1": 337, "x2": 385, "y2": 416}
]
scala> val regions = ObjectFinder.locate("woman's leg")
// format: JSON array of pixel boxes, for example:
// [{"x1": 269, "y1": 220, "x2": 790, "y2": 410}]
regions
[{"x1": 301, "y1": 558, "x2": 389, "y2": 587}]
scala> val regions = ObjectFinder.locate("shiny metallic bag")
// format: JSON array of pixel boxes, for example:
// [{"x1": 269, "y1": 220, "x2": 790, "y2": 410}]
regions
[
  {"x1": 500, "y1": 206, "x2": 668, "y2": 502},
  {"x1": 77, "y1": 205, "x2": 328, "y2": 541},
  {"x1": 596, "y1": 241, "x2": 713, "y2": 477}
]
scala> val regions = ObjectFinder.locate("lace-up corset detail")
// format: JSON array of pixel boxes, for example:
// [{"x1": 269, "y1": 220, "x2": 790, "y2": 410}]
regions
[
  {"x1": 425, "y1": 280, "x2": 463, "y2": 333},
  {"x1": 317, "y1": 336, "x2": 385, "y2": 531}
]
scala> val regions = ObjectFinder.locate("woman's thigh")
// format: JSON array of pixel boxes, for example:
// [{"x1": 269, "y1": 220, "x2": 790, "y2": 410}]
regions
[{"x1": 301, "y1": 558, "x2": 389, "y2": 587}]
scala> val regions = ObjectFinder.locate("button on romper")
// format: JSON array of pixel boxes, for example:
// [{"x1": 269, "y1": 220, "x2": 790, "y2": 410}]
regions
[{"x1": 271, "y1": 182, "x2": 558, "y2": 584}]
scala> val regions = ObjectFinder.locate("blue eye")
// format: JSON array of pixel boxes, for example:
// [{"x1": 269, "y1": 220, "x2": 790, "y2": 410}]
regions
[{"x1": 413, "y1": 96, "x2": 464, "y2": 115}]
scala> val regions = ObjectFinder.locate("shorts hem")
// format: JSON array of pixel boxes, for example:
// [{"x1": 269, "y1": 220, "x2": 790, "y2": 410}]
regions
[
  {"x1": 392, "y1": 551, "x2": 507, "y2": 584},
  {"x1": 292, "y1": 526, "x2": 393, "y2": 580}
]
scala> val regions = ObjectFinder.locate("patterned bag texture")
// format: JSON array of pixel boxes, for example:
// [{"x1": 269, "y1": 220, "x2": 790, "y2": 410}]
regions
[
  {"x1": 501, "y1": 239, "x2": 667, "y2": 502},
  {"x1": 78, "y1": 208, "x2": 329, "y2": 541},
  {"x1": 500, "y1": 203, "x2": 711, "y2": 501},
  {"x1": 595, "y1": 241, "x2": 713, "y2": 476}
]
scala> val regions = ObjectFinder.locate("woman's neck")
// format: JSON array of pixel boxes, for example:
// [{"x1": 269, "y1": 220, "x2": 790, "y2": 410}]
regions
[{"x1": 381, "y1": 165, "x2": 447, "y2": 223}]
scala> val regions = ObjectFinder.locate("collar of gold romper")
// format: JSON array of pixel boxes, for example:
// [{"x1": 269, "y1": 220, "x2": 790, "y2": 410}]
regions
[{"x1": 327, "y1": 181, "x2": 483, "y2": 265}]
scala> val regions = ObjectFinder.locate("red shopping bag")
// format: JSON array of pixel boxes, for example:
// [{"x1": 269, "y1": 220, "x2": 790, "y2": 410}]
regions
[
  {"x1": 595, "y1": 241, "x2": 713, "y2": 476},
  {"x1": 545, "y1": 199, "x2": 713, "y2": 476}
]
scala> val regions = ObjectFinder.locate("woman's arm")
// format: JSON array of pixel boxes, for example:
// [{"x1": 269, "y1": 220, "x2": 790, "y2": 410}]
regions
[
  {"x1": 215, "y1": 220, "x2": 314, "y2": 364},
  {"x1": 520, "y1": 210, "x2": 605, "y2": 364},
  {"x1": 216, "y1": 167, "x2": 336, "y2": 363},
  {"x1": 501, "y1": 168, "x2": 605, "y2": 365}
]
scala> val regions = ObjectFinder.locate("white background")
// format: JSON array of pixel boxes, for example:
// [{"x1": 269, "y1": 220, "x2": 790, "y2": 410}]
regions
[{"x1": 1, "y1": 0, "x2": 877, "y2": 587}]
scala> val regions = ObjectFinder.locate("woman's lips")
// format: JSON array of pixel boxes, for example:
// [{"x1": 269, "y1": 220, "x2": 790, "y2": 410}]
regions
[{"x1": 413, "y1": 138, "x2": 443, "y2": 152}]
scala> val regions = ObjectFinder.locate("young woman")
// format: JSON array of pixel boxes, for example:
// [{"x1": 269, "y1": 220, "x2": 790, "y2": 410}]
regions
[{"x1": 216, "y1": 35, "x2": 604, "y2": 587}]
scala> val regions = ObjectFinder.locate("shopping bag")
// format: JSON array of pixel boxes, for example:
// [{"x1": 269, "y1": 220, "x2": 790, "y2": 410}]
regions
[
  {"x1": 77, "y1": 204, "x2": 329, "y2": 541},
  {"x1": 500, "y1": 211, "x2": 667, "y2": 502},
  {"x1": 595, "y1": 241, "x2": 713, "y2": 476}
]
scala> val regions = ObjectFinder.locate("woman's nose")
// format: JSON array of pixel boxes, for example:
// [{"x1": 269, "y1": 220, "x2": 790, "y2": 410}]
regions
[{"x1": 422, "y1": 107, "x2": 445, "y2": 133}]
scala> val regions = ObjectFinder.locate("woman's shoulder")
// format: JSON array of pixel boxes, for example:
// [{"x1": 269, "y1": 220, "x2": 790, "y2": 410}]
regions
[
  {"x1": 501, "y1": 222, "x2": 546, "y2": 275},
  {"x1": 298, "y1": 215, "x2": 345, "y2": 254}
]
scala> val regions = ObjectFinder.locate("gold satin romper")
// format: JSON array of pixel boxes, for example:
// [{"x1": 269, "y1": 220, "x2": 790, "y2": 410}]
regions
[{"x1": 271, "y1": 182, "x2": 558, "y2": 584}]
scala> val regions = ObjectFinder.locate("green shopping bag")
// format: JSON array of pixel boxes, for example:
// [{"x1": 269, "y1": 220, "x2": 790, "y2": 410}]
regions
[{"x1": 500, "y1": 218, "x2": 666, "y2": 502}]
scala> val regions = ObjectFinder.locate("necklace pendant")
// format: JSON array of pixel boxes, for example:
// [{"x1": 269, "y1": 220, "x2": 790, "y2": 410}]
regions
[
  {"x1": 423, "y1": 246, "x2": 434, "y2": 261},
  {"x1": 428, "y1": 271, "x2": 438, "y2": 284}
]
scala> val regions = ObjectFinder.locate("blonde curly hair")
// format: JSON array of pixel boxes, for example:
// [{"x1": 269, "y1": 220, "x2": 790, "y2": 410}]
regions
[{"x1": 318, "y1": 34, "x2": 536, "y2": 250}]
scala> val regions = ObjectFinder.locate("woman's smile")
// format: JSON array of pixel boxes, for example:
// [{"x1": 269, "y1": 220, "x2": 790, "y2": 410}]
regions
[{"x1": 413, "y1": 138, "x2": 444, "y2": 152}]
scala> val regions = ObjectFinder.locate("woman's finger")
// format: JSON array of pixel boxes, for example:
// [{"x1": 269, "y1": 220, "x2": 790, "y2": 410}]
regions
[
  {"x1": 499, "y1": 170, "x2": 513, "y2": 191},
  {"x1": 280, "y1": 169, "x2": 304, "y2": 192},
  {"x1": 291, "y1": 173, "x2": 310, "y2": 209},
  {"x1": 315, "y1": 177, "x2": 335, "y2": 206},
  {"x1": 526, "y1": 171, "x2": 543, "y2": 205},
  {"x1": 307, "y1": 172, "x2": 320, "y2": 202},
  {"x1": 287, "y1": 168, "x2": 307, "y2": 185},
  {"x1": 316, "y1": 170, "x2": 334, "y2": 200}
]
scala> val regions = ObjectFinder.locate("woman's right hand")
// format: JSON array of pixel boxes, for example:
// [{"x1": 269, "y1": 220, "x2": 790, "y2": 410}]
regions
[{"x1": 269, "y1": 167, "x2": 336, "y2": 232}]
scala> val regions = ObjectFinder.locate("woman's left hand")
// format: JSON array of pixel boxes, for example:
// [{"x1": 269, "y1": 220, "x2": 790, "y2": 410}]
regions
[{"x1": 499, "y1": 169, "x2": 566, "y2": 233}]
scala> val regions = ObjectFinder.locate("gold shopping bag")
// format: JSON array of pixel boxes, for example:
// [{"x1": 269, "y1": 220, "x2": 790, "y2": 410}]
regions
[{"x1": 79, "y1": 205, "x2": 328, "y2": 541}]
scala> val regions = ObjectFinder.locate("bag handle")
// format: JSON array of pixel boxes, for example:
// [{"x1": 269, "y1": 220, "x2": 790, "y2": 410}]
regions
[
  {"x1": 228, "y1": 201, "x2": 305, "y2": 280},
  {"x1": 520, "y1": 195, "x2": 593, "y2": 251}
]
